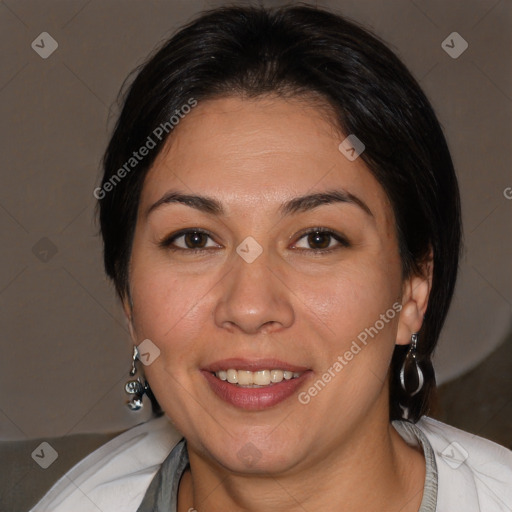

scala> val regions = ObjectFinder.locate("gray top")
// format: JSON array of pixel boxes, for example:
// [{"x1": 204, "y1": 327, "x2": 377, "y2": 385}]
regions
[
  {"x1": 136, "y1": 420, "x2": 437, "y2": 512},
  {"x1": 393, "y1": 419, "x2": 438, "y2": 512}
]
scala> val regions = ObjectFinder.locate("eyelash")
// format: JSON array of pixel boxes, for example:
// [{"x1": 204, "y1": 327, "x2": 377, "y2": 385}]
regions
[{"x1": 158, "y1": 227, "x2": 350, "y2": 254}]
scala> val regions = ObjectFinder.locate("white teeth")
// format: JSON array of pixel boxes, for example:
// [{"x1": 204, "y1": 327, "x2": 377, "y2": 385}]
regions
[
  {"x1": 253, "y1": 370, "x2": 271, "y2": 385},
  {"x1": 226, "y1": 369, "x2": 238, "y2": 384},
  {"x1": 214, "y1": 368, "x2": 302, "y2": 386},
  {"x1": 270, "y1": 370, "x2": 284, "y2": 383},
  {"x1": 238, "y1": 370, "x2": 254, "y2": 385}
]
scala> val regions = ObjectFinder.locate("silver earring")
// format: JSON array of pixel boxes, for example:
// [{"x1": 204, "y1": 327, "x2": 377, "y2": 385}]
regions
[
  {"x1": 125, "y1": 345, "x2": 150, "y2": 411},
  {"x1": 399, "y1": 332, "x2": 424, "y2": 397}
]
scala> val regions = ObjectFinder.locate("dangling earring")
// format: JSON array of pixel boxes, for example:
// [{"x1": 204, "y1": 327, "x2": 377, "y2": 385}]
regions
[
  {"x1": 400, "y1": 332, "x2": 424, "y2": 397},
  {"x1": 125, "y1": 345, "x2": 150, "y2": 411}
]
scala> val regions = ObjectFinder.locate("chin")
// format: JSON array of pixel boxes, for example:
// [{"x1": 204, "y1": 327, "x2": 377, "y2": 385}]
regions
[{"x1": 199, "y1": 430, "x2": 306, "y2": 475}]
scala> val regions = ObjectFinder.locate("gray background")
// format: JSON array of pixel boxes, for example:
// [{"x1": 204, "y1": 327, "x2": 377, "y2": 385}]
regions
[{"x1": 0, "y1": 0, "x2": 511, "y2": 508}]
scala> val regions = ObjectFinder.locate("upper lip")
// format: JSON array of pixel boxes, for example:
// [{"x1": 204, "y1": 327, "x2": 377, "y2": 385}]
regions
[{"x1": 203, "y1": 358, "x2": 310, "y2": 373}]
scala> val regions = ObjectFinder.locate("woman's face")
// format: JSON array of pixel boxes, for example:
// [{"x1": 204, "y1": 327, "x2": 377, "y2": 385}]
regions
[{"x1": 126, "y1": 95, "x2": 413, "y2": 473}]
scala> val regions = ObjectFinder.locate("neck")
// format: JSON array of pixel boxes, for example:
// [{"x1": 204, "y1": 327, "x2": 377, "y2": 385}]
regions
[{"x1": 177, "y1": 399, "x2": 425, "y2": 512}]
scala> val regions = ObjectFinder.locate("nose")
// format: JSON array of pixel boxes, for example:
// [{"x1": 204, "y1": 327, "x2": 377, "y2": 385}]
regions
[{"x1": 213, "y1": 247, "x2": 295, "y2": 335}]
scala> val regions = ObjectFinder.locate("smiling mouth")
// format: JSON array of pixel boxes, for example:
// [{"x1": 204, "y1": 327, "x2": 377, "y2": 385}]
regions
[
  {"x1": 213, "y1": 369, "x2": 302, "y2": 387},
  {"x1": 203, "y1": 364, "x2": 310, "y2": 410}
]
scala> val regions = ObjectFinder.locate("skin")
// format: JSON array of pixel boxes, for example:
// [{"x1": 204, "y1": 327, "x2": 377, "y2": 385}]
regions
[{"x1": 124, "y1": 95, "x2": 433, "y2": 512}]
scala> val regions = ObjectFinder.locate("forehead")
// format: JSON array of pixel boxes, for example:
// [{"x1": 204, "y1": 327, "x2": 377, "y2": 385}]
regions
[{"x1": 140, "y1": 96, "x2": 393, "y2": 227}]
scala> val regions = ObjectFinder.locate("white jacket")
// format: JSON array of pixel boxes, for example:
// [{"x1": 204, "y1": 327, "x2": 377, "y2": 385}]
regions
[{"x1": 29, "y1": 415, "x2": 512, "y2": 512}]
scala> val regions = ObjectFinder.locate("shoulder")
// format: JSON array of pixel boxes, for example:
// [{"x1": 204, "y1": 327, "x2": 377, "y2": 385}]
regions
[
  {"x1": 28, "y1": 414, "x2": 183, "y2": 512},
  {"x1": 416, "y1": 416, "x2": 512, "y2": 511}
]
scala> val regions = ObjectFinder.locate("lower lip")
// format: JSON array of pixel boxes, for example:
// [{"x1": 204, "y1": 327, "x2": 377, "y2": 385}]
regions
[{"x1": 202, "y1": 370, "x2": 311, "y2": 410}]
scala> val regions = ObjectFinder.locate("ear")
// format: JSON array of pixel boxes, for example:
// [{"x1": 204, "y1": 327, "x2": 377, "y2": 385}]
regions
[
  {"x1": 122, "y1": 293, "x2": 137, "y2": 344},
  {"x1": 396, "y1": 247, "x2": 434, "y2": 346}
]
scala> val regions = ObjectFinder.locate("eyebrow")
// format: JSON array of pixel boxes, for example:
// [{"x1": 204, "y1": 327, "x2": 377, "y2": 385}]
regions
[{"x1": 146, "y1": 188, "x2": 374, "y2": 219}]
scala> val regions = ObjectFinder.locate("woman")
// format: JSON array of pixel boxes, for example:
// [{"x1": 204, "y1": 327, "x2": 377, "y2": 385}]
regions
[{"x1": 30, "y1": 4, "x2": 512, "y2": 512}]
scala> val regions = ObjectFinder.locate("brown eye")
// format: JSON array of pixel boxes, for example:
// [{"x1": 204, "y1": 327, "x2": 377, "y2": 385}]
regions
[
  {"x1": 307, "y1": 231, "x2": 331, "y2": 249},
  {"x1": 159, "y1": 229, "x2": 219, "y2": 252},
  {"x1": 294, "y1": 228, "x2": 350, "y2": 252},
  {"x1": 183, "y1": 231, "x2": 208, "y2": 248}
]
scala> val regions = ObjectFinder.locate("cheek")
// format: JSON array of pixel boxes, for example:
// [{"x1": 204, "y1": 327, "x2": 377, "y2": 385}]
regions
[
  {"x1": 295, "y1": 256, "x2": 400, "y2": 344},
  {"x1": 129, "y1": 261, "x2": 214, "y2": 353},
  {"x1": 294, "y1": 264, "x2": 400, "y2": 410}
]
